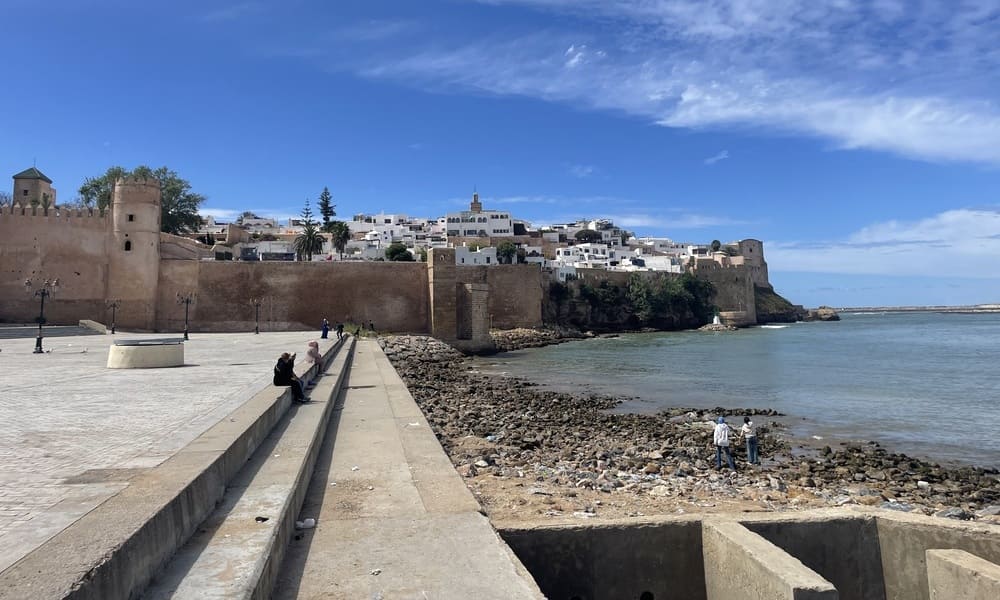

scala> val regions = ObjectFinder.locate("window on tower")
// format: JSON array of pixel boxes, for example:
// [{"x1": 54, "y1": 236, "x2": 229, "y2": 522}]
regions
[
  {"x1": 124, "y1": 241, "x2": 132, "y2": 251},
  {"x1": 128, "y1": 214, "x2": 135, "y2": 222}
]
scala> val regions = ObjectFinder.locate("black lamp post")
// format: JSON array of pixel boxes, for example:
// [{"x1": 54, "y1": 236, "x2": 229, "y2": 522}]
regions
[
  {"x1": 250, "y1": 297, "x2": 263, "y2": 334},
  {"x1": 107, "y1": 299, "x2": 121, "y2": 334},
  {"x1": 176, "y1": 292, "x2": 195, "y2": 340},
  {"x1": 24, "y1": 277, "x2": 59, "y2": 354}
]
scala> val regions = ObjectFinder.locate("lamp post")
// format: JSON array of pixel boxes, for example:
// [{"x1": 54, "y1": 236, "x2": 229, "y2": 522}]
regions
[
  {"x1": 24, "y1": 277, "x2": 59, "y2": 354},
  {"x1": 250, "y1": 297, "x2": 263, "y2": 335},
  {"x1": 176, "y1": 292, "x2": 195, "y2": 340},
  {"x1": 107, "y1": 299, "x2": 121, "y2": 334}
]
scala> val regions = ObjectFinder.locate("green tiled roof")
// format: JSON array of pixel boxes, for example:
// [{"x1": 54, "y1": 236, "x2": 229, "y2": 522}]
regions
[{"x1": 12, "y1": 167, "x2": 52, "y2": 183}]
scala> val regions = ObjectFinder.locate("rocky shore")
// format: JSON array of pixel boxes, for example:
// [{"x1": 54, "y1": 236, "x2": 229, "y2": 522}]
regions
[
  {"x1": 379, "y1": 335, "x2": 1000, "y2": 526},
  {"x1": 489, "y1": 327, "x2": 592, "y2": 352}
]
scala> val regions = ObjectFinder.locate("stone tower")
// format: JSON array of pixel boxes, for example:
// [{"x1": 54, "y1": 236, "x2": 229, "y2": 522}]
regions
[
  {"x1": 470, "y1": 191, "x2": 482, "y2": 214},
  {"x1": 107, "y1": 176, "x2": 161, "y2": 330},
  {"x1": 12, "y1": 167, "x2": 57, "y2": 207}
]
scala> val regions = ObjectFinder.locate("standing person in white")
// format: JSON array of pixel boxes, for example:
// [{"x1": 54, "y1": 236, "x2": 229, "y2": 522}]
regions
[
  {"x1": 740, "y1": 416, "x2": 759, "y2": 465},
  {"x1": 713, "y1": 417, "x2": 737, "y2": 471}
]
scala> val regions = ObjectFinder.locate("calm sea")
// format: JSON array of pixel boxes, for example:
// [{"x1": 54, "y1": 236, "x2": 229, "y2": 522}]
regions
[{"x1": 480, "y1": 312, "x2": 1000, "y2": 468}]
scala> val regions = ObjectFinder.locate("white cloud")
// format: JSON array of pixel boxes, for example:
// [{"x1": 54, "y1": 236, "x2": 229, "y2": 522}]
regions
[
  {"x1": 345, "y1": 0, "x2": 1000, "y2": 165},
  {"x1": 704, "y1": 150, "x2": 729, "y2": 165},
  {"x1": 567, "y1": 164, "x2": 596, "y2": 178},
  {"x1": 609, "y1": 213, "x2": 752, "y2": 230},
  {"x1": 767, "y1": 209, "x2": 1000, "y2": 278}
]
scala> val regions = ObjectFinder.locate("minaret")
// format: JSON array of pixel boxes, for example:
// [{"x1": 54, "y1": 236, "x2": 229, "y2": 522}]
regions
[{"x1": 470, "y1": 190, "x2": 482, "y2": 214}]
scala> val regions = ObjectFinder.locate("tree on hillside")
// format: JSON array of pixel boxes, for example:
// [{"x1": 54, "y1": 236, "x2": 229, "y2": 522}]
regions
[
  {"x1": 0, "y1": 191, "x2": 11, "y2": 207},
  {"x1": 293, "y1": 200, "x2": 324, "y2": 261},
  {"x1": 710, "y1": 239, "x2": 722, "y2": 252},
  {"x1": 239, "y1": 211, "x2": 261, "y2": 222},
  {"x1": 78, "y1": 165, "x2": 205, "y2": 234},
  {"x1": 385, "y1": 242, "x2": 414, "y2": 261},
  {"x1": 575, "y1": 229, "x2": 603, "y2": 243},
  {"x1": 317, "y1": 187, "x2": 336, "y2": 233},
  {"x1": 496, "y1": 240, "x2": 517, "y2": 264},
  {"x1": 328, "y1": 220, "x2": 351, "y2": 259}
]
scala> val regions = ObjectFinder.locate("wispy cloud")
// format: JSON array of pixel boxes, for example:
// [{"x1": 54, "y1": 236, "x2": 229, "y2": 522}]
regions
[
  {"x1": 200, "y1": 2, "x2": 263, "y2": 23},
  {"x1": 610, "y1": 213, "x2": 753, "y2": 230},
  {"x1": 703, "y1": 150, "x2": 729, "y2": 165},
  {"x1": 567, "y1": 163, "x2": 596, "y2": 178},
  {"x1": 767, "y1": 208, "x2": 1000, "y2": 278},
  {"x1": 339, "y1": 1, "x2": 1000, "y2": 165}
]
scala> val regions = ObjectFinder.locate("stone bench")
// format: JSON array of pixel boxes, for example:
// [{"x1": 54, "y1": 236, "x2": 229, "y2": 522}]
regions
[{"x1": 107, "y1": 338, "x2": 185, "y2": 369}]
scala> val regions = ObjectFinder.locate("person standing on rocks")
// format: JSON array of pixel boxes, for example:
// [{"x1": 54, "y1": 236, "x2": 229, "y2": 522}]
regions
[
  {"x1": 714, "y1": 417, "x2": 737, "y2": 471},
  {"x1": 740, "y1": 416, "x2": 759, "y2": 465}
]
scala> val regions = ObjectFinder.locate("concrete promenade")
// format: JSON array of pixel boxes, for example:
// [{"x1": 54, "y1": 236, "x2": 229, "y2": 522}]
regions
[
  {"x1": 272, "y1": 339, "x2": 544, "y2": 599},
  {"x1": 0, "y1": 328, "x2": 326, "y2": 573}
]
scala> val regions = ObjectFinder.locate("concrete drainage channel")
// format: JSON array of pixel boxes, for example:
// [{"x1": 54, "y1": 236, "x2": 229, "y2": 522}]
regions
[{"x1": 499, "y1": 509, "x2": 1000, "y2": 600}]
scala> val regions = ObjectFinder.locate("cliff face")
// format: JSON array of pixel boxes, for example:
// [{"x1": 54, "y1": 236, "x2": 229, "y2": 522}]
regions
[{"x1": 754, "y1": 285, "x2": 807, "y2": 323}]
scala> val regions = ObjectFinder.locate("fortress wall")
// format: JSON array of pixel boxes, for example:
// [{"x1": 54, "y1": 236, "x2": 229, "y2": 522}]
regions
[
  {"x1": 155, "y1": 261, "x2": 430, "y2": 334},
  {"x1": 0, "y1": 208, "x2": 111, "y2": 324},
  {"x1": 693, "y1": 264, "x2": 758, "y2": 323},
  {"x1": 451, "y1": 264, "x2": 544, "y2": 330}
]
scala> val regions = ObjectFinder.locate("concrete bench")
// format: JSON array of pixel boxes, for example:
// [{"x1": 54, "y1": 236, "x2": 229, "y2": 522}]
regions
[{"x1": 108, "y1": 338, "x2": 186, "y2": 369}]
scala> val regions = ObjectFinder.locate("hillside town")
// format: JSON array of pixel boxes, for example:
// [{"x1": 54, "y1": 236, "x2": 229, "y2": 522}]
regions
[{"x1": 190, "y1": 191, "x2": 759, "y2": 281}]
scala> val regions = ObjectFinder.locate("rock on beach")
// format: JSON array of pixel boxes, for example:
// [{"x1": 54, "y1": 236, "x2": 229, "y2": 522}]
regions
[{"x1": 379, "y1": 333, "x2": 1000, "y2": 523}]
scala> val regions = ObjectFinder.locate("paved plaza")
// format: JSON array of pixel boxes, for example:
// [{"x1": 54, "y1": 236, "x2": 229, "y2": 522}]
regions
[{"x1": 0, "y1": 327, "x2": 323, "y2": 573}]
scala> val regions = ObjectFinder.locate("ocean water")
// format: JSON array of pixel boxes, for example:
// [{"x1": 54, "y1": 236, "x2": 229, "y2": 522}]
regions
[{"x1": 482, "y1": 312, "x2": 1000, "y2": 468}]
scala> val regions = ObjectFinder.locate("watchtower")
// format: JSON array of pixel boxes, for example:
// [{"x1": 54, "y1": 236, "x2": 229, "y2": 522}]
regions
[
  {"x1": 107, "y1": 176, "x2": 162, "y2": 330},
  {"x1": 11, "y1": 167, "x2": 57, "y2": 207}
]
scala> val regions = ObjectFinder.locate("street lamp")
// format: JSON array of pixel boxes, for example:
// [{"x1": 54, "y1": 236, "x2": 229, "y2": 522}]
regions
[
  {"x1": 24, "y1": 277, "x2": 59, "y2": 354},
  {"x1": 176, "y1": 292, "x2": 195, "y2": 340},
  {"x1": 107, "y1": 299, "x2": 121, "y2": 334},
  {"x1": 250, "y1": 297, "x2": 263, "y2": 335}
]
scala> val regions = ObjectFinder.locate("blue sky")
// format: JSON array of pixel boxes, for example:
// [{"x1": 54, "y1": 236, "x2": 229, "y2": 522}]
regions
[{"x1": 2, "y1": 0, "x2": 1000, "y2": 307}]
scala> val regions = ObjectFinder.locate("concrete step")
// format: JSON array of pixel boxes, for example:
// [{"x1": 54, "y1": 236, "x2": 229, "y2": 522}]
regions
[
  {"x1": 271, "y1": 340, "x2": 545, "y2": 599},
  {"x1": 0, "y1": 336, "x2": 348, "y2": 600},
  {"x1": 140, "y1": 337, "x2": 356, "y2": 599}
]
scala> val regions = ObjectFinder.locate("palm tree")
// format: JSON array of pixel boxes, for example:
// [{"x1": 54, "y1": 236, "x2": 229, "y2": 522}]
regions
[
  {"x1": 293, "y1": 200, "x2": 324, "y2": 261},
  {"x1": 328, "y1": 220, "x2": 351, "y2": 259}
]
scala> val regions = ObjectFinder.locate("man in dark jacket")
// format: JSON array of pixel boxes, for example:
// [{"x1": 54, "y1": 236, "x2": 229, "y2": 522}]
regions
[{"x1": 273, "y1": 352, "x2": 306, "y2": 402}]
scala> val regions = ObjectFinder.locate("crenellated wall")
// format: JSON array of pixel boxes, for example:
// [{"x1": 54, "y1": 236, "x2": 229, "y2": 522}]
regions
[{"x1": 0, "y1": 204, "x2": 111, "y2": 324}]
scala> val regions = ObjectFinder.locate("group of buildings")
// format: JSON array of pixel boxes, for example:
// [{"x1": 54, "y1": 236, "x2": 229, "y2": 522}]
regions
[
  {"x1": 2, "y1": 166, "x2": 765, "y2": 284},
  {"x1": 191, "y1": 191, "x2": 760, "y2": 282}
]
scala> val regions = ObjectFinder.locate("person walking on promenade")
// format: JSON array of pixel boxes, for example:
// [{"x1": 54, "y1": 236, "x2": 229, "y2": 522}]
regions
[
  {"x1": 713, "y1": 416, "x2": 737, "y2": 471},
  {"x1": 273, "y1": 352, "x2": 306, "y2": 403},
  {"x1": 740, "y1": 416, "x2": 760, "y2": 465},
  {"x1": 368, "y1": 320, "x2": 375, "y2": 332},
  {"x1": 320, "y1": 318, "x2": 330, "y2": 339},
  {"x1": 335, "y1": 322, "x2": 344, "y2": 340}
]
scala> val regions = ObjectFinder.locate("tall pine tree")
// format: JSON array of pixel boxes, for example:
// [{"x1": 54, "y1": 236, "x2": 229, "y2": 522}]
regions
[{"x1": 317, "y1": 187, "x2": 336, "y2": 233}]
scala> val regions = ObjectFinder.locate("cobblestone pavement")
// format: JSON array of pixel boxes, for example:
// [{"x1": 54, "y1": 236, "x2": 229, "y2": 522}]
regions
[{"x1": 0, "y1": 330, "x2": 323, "y2": 572}]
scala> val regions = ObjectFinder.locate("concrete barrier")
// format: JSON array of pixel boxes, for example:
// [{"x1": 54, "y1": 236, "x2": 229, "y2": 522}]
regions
[
  {"x1": 703, "y1": 520, "x2": 838, "y2": 600},
  {"x1": 501, "y1": 518, "x2": 706, "y2": 600},
  {"x1": 874, "y1": 510, "x2": 1000, "y2": 600},
  {"x1": 926, "y1": 549, "x2": 1000, "y2": 600},
  {"x1": 741, "y1": 513, "x2": 885, "y2": 600},
  {"x1": 107, "y1": 339, "x2": 185, "y2": 368},
  {"x1": 0, "y1": 337, "x2": 345, "y2": 600}
]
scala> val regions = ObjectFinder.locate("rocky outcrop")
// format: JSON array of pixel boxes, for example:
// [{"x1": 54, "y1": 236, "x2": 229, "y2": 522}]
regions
[
  {"x1": 804, "y1": 306, "x2": 841, "y2": 321},
  {"x1": 754, "y1": 285, "x2": 807, "y2": 323},
  {"x1": 490, "y1": 327, "x2": 591, "y2": 352}
]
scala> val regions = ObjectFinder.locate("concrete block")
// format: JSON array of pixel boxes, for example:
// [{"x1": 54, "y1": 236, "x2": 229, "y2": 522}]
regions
[
  {"x1": 703, "y1": 520, "x2": 839, "y2": 600},
  {"x1": 107, "y1": 342, "x2": 184, "y2": 368},
  {"x1": 926, "y1": 549, "x2": 1000, "y2": 600}
]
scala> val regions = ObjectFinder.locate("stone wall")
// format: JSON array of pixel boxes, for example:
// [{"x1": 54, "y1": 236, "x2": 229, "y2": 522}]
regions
[
  {"x1": 155, "y1": 260, "x2": 430, "y2": 334},
  {"x1": 0, "y1": 205, "x2": 111, "y2": 324},
  {"x1": 692, "y1": 264, "x2": 758, "y2": 325}
]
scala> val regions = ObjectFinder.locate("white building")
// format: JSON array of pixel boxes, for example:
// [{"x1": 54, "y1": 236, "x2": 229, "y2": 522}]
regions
[
  {"x1": 455, "y1": 245, "x2": 497, "y2": 266},
  {"x1": 445, "y1": 193, "x2": 514, "y2": 238}
]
